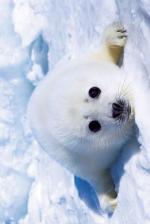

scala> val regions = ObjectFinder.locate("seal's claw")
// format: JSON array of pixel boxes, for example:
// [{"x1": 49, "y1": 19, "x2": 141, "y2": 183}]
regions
[{"x1": 103, "y1": 22, "x2": 128, "y2": 47}]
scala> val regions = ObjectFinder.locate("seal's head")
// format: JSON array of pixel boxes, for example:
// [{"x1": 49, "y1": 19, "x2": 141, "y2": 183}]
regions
[{"x1": 29, "y1": 60, "x2": 134, "y2": 156}]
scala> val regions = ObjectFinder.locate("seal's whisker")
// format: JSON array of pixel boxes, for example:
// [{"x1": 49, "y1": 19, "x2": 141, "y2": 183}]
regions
[{"x1": 116, "y1": 80, "x2": 133, "y2": 104}]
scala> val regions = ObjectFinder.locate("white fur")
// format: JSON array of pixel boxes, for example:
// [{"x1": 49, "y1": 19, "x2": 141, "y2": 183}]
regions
[{"x1": 27, "y1": 23, "x2": 134, "y2": 214}]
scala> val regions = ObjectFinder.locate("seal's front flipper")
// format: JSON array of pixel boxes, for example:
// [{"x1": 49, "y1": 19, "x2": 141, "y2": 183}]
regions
[
  {"x1": 101, "y1": 22, "x2": 127, "y2": 65},
  {"x1": 87, "y1": 22, "x2": 127, "y2": 66}
]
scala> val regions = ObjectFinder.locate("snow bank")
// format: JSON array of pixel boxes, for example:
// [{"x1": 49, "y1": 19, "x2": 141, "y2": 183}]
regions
[{"x1": 0, "y1": 0, "x2": 149, "y2": 223}]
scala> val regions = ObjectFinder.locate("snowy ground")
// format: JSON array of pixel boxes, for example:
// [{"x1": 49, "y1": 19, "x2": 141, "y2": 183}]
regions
[{"x1": 0, "y1": 0, "x2": 150, "y2": 223}]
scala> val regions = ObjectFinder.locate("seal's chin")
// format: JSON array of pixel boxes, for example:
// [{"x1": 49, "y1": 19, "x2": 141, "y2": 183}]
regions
[{"x1": 112, "y1": 99, "x2": 132, "y2": 122}]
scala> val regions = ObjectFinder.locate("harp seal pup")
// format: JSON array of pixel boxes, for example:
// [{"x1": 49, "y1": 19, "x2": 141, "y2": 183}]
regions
[{"x1": 28, "y1": 23, "x2": 134, "y2": 214}]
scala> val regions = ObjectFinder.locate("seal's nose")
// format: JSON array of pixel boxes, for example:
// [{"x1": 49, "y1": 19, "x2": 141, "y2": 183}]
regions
[
  {"x1": 112, "y1": 99, "x2": 131, "y2": 120},
  {"x1": 112, "y1": 100, "x2": 125, "y2": 119}
]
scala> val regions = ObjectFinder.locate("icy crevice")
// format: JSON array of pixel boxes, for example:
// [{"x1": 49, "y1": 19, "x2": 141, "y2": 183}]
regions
[{"x1": 27, "y1": 34, "x2": 49, "y2": 86}]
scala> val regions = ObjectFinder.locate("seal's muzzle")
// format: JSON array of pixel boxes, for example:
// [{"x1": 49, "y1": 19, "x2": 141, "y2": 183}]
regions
[{"x1": 112, "y1": 99, "x2": 131, "y2": 121}]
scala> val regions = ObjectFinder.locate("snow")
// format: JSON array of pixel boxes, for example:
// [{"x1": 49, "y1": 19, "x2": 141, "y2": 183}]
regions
[{"x1": 0, "y1": 0, "x2": 150, "y2": 223}]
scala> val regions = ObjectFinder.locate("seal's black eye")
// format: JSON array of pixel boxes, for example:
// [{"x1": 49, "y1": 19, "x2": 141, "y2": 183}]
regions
[
  {"x1": 88, "y1": 120, "x2": 101, "y2": 132},
  {"x1": 89, "y1": 87, "x2": 101, "y2": 98}
]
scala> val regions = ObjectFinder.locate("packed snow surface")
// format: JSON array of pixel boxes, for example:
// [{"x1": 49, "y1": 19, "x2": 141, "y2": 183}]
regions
[{"x1": 0, "y1": 0, "x2": 150, "y2": 223}]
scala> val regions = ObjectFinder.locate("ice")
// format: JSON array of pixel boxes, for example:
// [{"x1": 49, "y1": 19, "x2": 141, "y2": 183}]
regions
[
  {"x1": 0, "y1": 0, "x2": 150, "y2": 223},
  {"x1": 0, "y1": 165, "x2": 33, "y2": 223}
]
